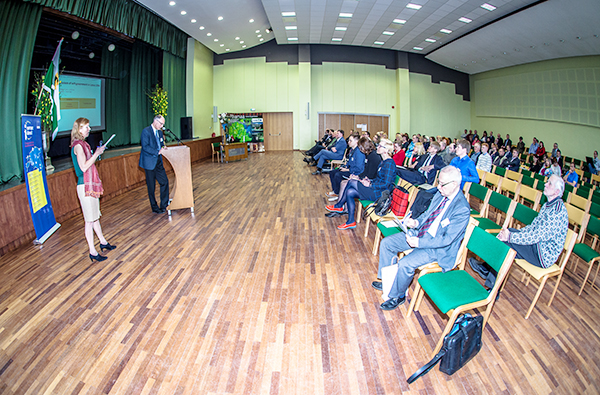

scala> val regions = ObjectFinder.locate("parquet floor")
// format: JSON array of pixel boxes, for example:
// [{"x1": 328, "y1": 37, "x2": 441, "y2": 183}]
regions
[{"x1": 0, "y1": 151, "x2": 599, "y2": 394}]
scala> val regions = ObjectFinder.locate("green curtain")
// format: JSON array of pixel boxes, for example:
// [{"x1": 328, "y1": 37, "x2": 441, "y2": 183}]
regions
[
  {"x1": 24, "y1": 0, "x2": 187, "y2": 57},
  {"x1": 0, "y1": 0, "x2": 42, "y2": 184},
  {"x1": 129, "y1": 41, "x2": 161, "y2": 144},
  {"x1": 101, "y1": 45, "x2": 132, "y2": 147},
  {"x1": 162, "y1": 52, "x2": 186, "y2": 138}
]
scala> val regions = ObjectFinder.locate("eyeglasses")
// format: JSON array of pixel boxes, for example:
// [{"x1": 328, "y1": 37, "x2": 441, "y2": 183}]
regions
[{"x1": 438, "y1": 180, "x2": 455, "y2": 188}]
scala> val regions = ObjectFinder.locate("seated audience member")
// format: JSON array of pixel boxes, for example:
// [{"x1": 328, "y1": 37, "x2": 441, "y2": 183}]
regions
[
  {"x1": 529, "y1": 155, "x2": 542, "y2": 173},
  {"x1": 480, "y1": 131, "x2": 489, "y2": 144},
  {"x1": 304, "y1": 129, "x2": 333, "y2": 157},
  {"x1": 554, "y1": 149, "x2": 563, "y2": 168},
  {"x1": 400, "y1": 134, "x2": 410, "y2": 150},
  {"x1": 397, "y1": 142, "x2": 444, "y2": 185},
  {"x1": 487, "y1": 132, "x2": 495, "y2": 146},
  {"x1": 472, "y1": 130, "x2": 480, "y2": 143},
  {"x1": 563, "y1": 162, "x2": 579, "y2": 187},
  {"x1": 469, "y1": 175, "x2": 568, "y2": 288},
  {"x1": 311, "y1": 129, "x2": 347, "y2": 175},
  {"x1": 326, "y1": 139, "x2": 396, "y2": 230},
  {"x1": 516, "y1": 136, "x2": 525, "y2": 154},
  {"x1": 587, "y1": 150, "x2": 600, "y2": 175},
  {"x1": 476, "y1": 143, "x2": 493, "y2": 172},
  {"x1": 551, "y1": 143, "x2": 559, "y2": 158},
  {"x1": 441, "y1": 141, "x2": 457, "y2": 165},
  {"x1": 503, "y1": 148, "x2": 521, "y2": 172},
  {"x1": 406, "y1": 135, "x2": 418, "y2": 159},
  {"x1": 536, "y1": 141, "x2": 546, "y2": 160},
  {"x1": 372, "y1": 166, "x2": 470, "y2": 310},
  {"x1": 362, "y1": 131, "x2": 371, "y2": 139},
  {"x1": 394, "y1": 133, "x2": 402, "y2": 145},
  {"x1": 450, "y1": 139, "x2": 480, "y2": 190},
  {"x1": 409, "y1": 142, "x2": 426, "y2": 166},
  {"x1": 504, "y1": 134, "x2": 512, "y2": 149},
  {"x1": 496, "y1": 133, "x2": 504, "y2": 147},
  {"x1": 529, "y1": 137, "x2": 539, "y2": 154},
  {"x1": 539, "y1": 158, "x2": 553, "y2": 177},
  {"x1": 325, "y1": 134, "x2": 365, "y2": 201},
  {"x1": 493, "y1": 147, "x2": 508, "y2": 168},
  {"x1": 392, "y1": 142, "x2": 406, "y2": 166},
  {"x1": 488, "y1": 143, "x2": 498, "y2": 160},
  {"x1": 551, "y1": 160, "x2": 562, "y2": 177},
  {"x1": 470, "y1": 142, "x2": 481, "y2": 165}
]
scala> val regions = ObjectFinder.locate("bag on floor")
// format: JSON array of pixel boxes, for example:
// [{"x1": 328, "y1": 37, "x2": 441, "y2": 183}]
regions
[
  {"x1": 363, "y1": 189, "x2": 391, "y2": 219},
  {"x1": 407, "y1": 314, "x2": 483, "y2": 384}
]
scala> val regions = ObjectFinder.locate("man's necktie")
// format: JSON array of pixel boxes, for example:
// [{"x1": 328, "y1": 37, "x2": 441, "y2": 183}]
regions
[
  {"x1": 154, "y1": 130, "x2": 161, "y2": 150},
  {"x1": 417, "y1": 197, "x2": 448, "y2": 237}
]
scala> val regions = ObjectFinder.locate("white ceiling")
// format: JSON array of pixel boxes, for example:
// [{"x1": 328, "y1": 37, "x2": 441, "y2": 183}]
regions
[{"x1": 136, "y1": 0, "x2": 600, "y2": 75}]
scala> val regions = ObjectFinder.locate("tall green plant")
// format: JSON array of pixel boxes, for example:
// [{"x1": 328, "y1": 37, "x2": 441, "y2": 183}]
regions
[
  {"x1": 30, "y1": 72, "x2": 53, "y2": 131},
  {"x1": 147, "y1": 84, "x2": 168, "y2": 117}
]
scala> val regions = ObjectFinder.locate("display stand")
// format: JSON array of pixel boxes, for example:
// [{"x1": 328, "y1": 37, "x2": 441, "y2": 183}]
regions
[
  {"x1": 222, "y1": 142, "x2": 248, "y2": 162},
  {"x1": 162, "y1": 145, "x2": 194, "y2": 215}
]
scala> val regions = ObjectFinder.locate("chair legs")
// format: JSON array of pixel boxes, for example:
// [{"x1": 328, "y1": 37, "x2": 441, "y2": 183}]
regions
[
  {"x1": 372, "y1": 228, "x2": 381, "y2": 256},
  {"x1": 578, "y1": 258, "x2": 600, "y2": 296},
  {"x1": 525, "y1": 276, "x2": 548, "y2": 319},
  {"x1": 363, "y1": 217, "x2": 370, "y2": 238}
]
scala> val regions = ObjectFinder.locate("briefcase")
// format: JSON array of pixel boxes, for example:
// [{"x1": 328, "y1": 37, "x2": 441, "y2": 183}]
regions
[{"x1": 407, "y1": 314, "x2": 483, "y2": 384}]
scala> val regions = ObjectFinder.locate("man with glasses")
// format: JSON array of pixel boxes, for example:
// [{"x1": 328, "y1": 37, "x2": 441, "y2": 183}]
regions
[
  {"x1": 139, "y1": 115, "x2": 169, "y2": 214},
  {"x1": 469, "y1": 174, "x2": 568, "y2": 288},
  {"x1": 372, "y1": 166, "x2": 471, "y2": 310}
]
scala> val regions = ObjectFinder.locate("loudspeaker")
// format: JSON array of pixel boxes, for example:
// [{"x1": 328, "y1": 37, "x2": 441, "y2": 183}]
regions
[
  {"x1": 213, "y1": 106, "x2": 218, "y2": 121},
  {"x1": 180, "y1": 117, "x2": 192, "y2": 140}
]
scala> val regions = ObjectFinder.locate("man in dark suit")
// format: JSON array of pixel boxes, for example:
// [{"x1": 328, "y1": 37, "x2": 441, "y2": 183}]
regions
[
  {"x1": 311, "y1": 129, "x2": 347, "y2": 175},
  {"x1": 504, "y1": 134, "x2": 512, "y2": 149},
  {"x1": 396, "y1": 141, "x2": 445, "y2": 185},
  {"x1": 139, "y1": 115, "x2": 169, "y2": 213},
  {"x1": 372, "y1": 166, "x2": 471, "y2": 310}
]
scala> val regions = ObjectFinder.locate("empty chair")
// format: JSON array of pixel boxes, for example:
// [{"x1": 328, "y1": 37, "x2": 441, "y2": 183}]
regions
[
  {"x1": 570, "y1": 214, "x2": 600, "y2": 295},
  {"x1": 506, "y1": 169, "x2": 523, "y2": 183},
  {"x1": 464, "y1": 182, "x2": 491, "y2": 217},
  {"x1": 474, "y1": 191, "x2": 517, "y2": 233},
  {"x1": 510, "y1": 202, "x2": 539, "y2": 229},
  {"x1": 518, "y1": 184, "x2": 542, "y2": 211}
]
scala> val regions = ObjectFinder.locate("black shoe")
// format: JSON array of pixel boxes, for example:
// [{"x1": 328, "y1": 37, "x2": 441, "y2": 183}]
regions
[
  {"x1": 372, "y1": 281, "x2": 382, "y2": 291},
  {"x1": 468, "y1": 258, "x2": 489, "y2": 280},
  {"x1": 100, "y1": 243, "x2": 116, "y2": 252},
  {"x1": 312, "y1": 169, "x2": 322, "y2": 175},
  {"x1": 380, "y1": 297, "x2": 405, "y2": 311},
  {"x1": 90, "y1": 253, "x2": 107, "y2": 262},
  {"x1": 325, "y1": 211, "x2": 347, "y2": 217},
  {"x1": 310, "y1": 161, "x2": 318, "y2": 167},
  {"x1": 303, "y1": 157, "x2": 310, "y2": 163}
]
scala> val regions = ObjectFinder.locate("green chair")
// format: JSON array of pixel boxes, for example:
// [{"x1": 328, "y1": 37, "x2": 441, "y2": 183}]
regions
[
  {"x1": 510, "y1": 202, "x2": 538, "y2": 229},
  {"x1": 407, "y1": 225, "x2": 516, "y2": 356},
  {"x1": 474, "y1": 191, "x2": 516, "y2": 233},
  {"x1": 573, "y1": 158, "x2": 582, "y2": 168},
  {"x1": 571, "y1": 215, "x2": 600, "y2": 295},
  {"x1": 518, "y1": 184, "x2": 542, "y2": 210},
  {"x1": 493, "y1": 166, "x2": 507, "y2": 177},
  {"x1": 464, "y1": 182, "x2": 490, "y2": 216},
  {"x1": 520, "y1": 175, "x2": 535, "y2": 187},
  {"x1": 589, "y1": 201, "x2": 600, "y2": 219},
  {"x1": 533, "y1": 172, "x2": 546, "y2": 182},
  {"x1": 575, "y1": 185, "x2": 591, "y2": 199},
  {"x1": 521, "y1": 168, "x2": 532, "y2": 178}
]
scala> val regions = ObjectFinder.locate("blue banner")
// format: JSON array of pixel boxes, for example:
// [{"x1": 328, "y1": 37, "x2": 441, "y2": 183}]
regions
[{"x1": 21, "y1": 115, "x2": 61, "y2": 244}]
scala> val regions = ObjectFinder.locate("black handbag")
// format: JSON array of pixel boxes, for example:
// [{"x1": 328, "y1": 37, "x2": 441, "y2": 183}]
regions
[
  {"x1": 407, "y1": 314, "x2": 483, "y2": 384},
  {"x1": 363, "y1": 190, "x2": 391, "y2": 219}
]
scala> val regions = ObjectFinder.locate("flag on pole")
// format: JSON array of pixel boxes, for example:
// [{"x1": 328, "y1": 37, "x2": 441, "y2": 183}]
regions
[{"x1": 42, "y1": 38, "x2": 63, "y2": 140}]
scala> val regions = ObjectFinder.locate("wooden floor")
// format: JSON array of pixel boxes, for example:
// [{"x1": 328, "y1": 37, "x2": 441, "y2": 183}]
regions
[{"x1": 0, "y1": 151, "x2": 599, "y2": 395}]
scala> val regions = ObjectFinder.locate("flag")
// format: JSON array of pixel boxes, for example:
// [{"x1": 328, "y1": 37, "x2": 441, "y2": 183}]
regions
[{"x1": 42, "y1": 38, "x2": 63, "y2": 140}]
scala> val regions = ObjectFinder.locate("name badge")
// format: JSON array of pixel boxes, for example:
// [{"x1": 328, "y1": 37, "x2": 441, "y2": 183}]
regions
[{"x1": 441, "y1": 218, "x2": 450, "y2": 228}]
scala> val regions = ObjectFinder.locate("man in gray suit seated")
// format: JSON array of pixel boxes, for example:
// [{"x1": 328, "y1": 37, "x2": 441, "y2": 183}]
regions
[{"x1": 372, "y1": 166, "x2": 471, "y2": 310}]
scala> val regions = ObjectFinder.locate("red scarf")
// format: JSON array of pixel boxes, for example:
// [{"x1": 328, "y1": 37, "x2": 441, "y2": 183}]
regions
[{"x1": 73, "y1": 140, "x2": 104, "y2": 198}]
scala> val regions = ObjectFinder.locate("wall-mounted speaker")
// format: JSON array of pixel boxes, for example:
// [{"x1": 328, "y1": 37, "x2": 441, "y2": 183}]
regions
[{"x1": 213, "y1": 106, "x2": 218, "y2": 122}]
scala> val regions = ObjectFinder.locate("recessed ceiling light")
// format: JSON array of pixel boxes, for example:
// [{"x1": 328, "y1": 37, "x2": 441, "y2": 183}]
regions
[
  {"x1": 332, "y1": 38, "x2": 342, "y2": 41},
  {"x1": 226, "y1": 49, "x2": 230, "y2": 51},
  {"x1": 503, "y1": 51, "x2": 507, "y2": 54},
  {"x1": 240, "y1": 41, "x2": 244, "y2": 44},
  {"x1": 472, "y1": 60, "x2": 476, "y2": 63},
  {"x1": 406, "y1": 3, "x2": 422, "y2": 10},
  {"x1": 458, "y1": 17, "x2": 472, "y2": 23},
  {"x1": 259, "y1": 38, "x2": 264, "y2": 41},
  {"x1": 218, "y1": 16, "x2": 223, "y2": 21},
  {"x1": 413, "y1": 46, "x2": 423, "y2": 50},
  {"x1": 425, "y1": 38, "x2": 436, "y2": 43},
  {"x1": 285, "y1": 26, "x2": 297, "y2": 30},
  {"x1": 200, "y1": 26, "x2": 205, "y2": 30},
  {"x1": 382, "y1": 31, "x2": 395, "y2": 36},
  {"x1": 220, "y1": 44, "x2": 224, "y2": 47},
  {"x1": 463, "y1": 63, "x2": 467, "y2": 66},
  {"x1": 249, "y1": 19, "x2": 254, "y2": 23},
  {"x1": 374, "y1": 41, "x2": 384, "y2": 45},
  {"x1": 393, "y1": 19, "x2": 406, "y2": 24},
  {"x1": 257, "y1": 34, "x2": 262, "y2": 38},
  {"x1": 191, "y1": 19, "x2": 196, "y2": 23},
  {"x1": 207, "y1": 33, "x2": 212, "y2": 36},
  {"x1": 235, "y1": 37, "x2": 240, "y2": 40},
  {"x1": 339, "y1": 13, "x2": 353, "y2": 18},
  {"x1": 242, "y1": 45, "x2": 246, "y2": 48},
  {"x1": 440, "y1": 29, "x2": 452, "y2": 34},
  {"x1": 281, "y1": 12, "x2": 296, "y2": 17},
  {"x1": 169, "y1": 1, "x2": 175, "y2": 5},
  {"x1": 255, "y1": 30, "x2": 260, "y2": 33},
  {"x1": 481, "y1": 3, "x2": 497, "y2": 11},
  {"x1": 335, "y1": 27, "x2": 347, "y2": 31},
  {"x1": 180, "y1": 10, "x2": 186, "y2": 15},
  {"x1": 288, "y1": 37, "x2": 298, "y2": 41},
  {"x1": 214, "y1": 39, "x2": 218, "y2": 42}
]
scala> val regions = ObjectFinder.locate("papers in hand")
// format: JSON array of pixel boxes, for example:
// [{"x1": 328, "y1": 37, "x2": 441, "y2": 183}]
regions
[{"x1": 380, "y1": 219, "x2": 408, "y2": 233}]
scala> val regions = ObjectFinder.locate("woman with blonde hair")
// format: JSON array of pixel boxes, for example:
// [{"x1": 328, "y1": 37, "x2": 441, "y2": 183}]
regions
[
  {"x1": 71, "y1": 117, "x2": 115, "y2": 262},
  {"x1": 326, "y1": 138, "x2": 396, "y2": 230}
]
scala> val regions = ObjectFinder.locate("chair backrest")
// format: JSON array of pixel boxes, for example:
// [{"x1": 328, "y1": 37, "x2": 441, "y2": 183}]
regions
[
  {"x1": 511, "y1": 202, "x2": 538, "y2": 229},
  {"x1": 467, "y1": 226, "x2": 514, "y2": 274},
  {"x1": 488, "y1": 190, "x2": 513, "y2": 213},
  {"x1": 592, "y1": 192, "x2": 600, "y2": 205},
  {"x1": 453, "y1": 218, "x2": 479, "y2": 270},
  {"x1": 584, "y1": 215, "x2": 600, "y2": 240},
  {"x1": 520, "y1": 175, "x2": 536, "y2": 188},
  {"x1": 476, "y1": 168, "x2": 486, "y2": 182},
  {"x1": 567, "y1": 192, "x2": 590, "y2": 212},
  {"x1": 484, "y1": 172, "x2": 503, "y2": 192},
  {"x1": 589, "y1": 201, "x2": 600, "y2": 220},
  {"x1": 519, "y1": 184, "x2": 542, "y2": 210},
  {"x1": 565, "y1": 202, "x2": 587, "y2": 234},
  {"x1": 573, "y1": 158, "x2": 582, "y2": 167},
  {"x1": 521, "y1": 168, "x2": 533, "y2": 178},
  {"x1": 575, "y1": 185, "x2": 592, "y2": 199},
  {"x1": 557, "y1": 229, "x2": 578, "y2": 270},
  {"x1": 493, "y1": 166, "x2": 507, "y2": 177},
  {"x1": 592, "y1": 174, "x2": 600, "y2": 186},
  {"x1": 505, "y1": 169, "x2": 523, "y2": 182},
  {"x1": 533, "y1": 172, "x2": 546, "y2": 182},
  {"x1": 499, "y1": 178, "x2": 521, "y2": 199}
]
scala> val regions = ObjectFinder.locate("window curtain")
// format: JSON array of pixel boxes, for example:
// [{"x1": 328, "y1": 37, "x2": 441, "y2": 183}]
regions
[
  {"x1": 101, "y1": 45, "x2": 132, "y2": 147},
  {"x1": 129, "y1": 41, "x2": 161, "y2": 144},
  {"x1": 0, "y1": 0, "x2": 42, "y2": 184},
  {"x1": 162, "y1": 52, "x2": 186, "y2": 138},
  {"x1": 24, "y1": 0, "x2": 187, "y2": 57}
]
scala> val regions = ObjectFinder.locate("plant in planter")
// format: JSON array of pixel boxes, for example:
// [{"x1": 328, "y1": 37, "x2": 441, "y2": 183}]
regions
[{"x1": 30, "y1": 72, "x2": 56, "y2": 173}]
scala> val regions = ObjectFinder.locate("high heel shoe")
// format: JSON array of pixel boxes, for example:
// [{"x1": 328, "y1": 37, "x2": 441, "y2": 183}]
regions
[
  {"x1": 90, "y1": 253, "x2": 107, "y2": 262},
  {"x1": 100, "y1": 243, "x2": 116, "y2": 252}
]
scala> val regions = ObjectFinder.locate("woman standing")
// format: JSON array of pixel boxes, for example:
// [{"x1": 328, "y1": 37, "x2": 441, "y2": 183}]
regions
[
  {"x1": 326, "y1": 139, "x2": 396, "y2": 230},
  {"x1": 71, "y1": 118, "x2": 116, "y2": 262}
]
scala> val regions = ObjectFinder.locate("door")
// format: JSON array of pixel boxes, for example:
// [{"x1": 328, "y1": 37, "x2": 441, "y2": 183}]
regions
[{"x1": 263, "y1": 112, "x2": 293, "y2": 151}]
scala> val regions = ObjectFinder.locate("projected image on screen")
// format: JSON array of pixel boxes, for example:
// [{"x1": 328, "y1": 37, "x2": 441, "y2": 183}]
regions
[{"x1": 57, "y1": 74, "x2": 105, "y2": 133}]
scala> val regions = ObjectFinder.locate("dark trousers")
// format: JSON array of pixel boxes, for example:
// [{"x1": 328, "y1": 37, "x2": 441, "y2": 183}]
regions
[
  {"x1": 329, "y1": 168, "x2": 348, "y2": 194},
  {"x1": 397, "y1": 168, "x2": 427, "y2": 185},
  {"x1": 145, "y1": 157, "x2": 169, "y2": 211},
  {"x1": 307, "y1": 144, "x2": 325, "y2": 157}
]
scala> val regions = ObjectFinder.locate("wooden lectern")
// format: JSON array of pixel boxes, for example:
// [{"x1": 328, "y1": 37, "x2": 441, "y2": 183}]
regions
[{"x1": 162, "y1": 145, "x2": 194, "y2": 215}]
